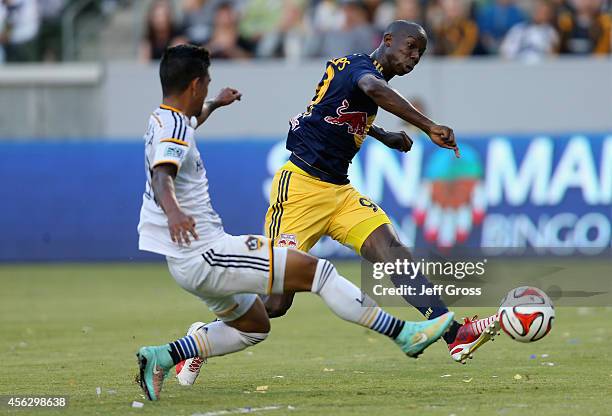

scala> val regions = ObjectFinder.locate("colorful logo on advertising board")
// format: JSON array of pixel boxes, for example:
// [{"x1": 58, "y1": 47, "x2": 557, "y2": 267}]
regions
[{"x1": 413, "y1": 145, "x2": 486, "y2": 248}]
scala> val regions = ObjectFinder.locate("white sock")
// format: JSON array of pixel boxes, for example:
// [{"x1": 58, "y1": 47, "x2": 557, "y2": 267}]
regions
[
  {"x1": 311, "y1": 260, "x2": 405, "y2": 339},
  {"x1": 192, "y1": 321, "x2": 268, "y2": 358}
]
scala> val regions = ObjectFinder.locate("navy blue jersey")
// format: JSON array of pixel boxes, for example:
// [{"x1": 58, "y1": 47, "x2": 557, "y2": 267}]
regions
[{"x1": 287, "y1": 54, "x2": 385, "y2": 184}]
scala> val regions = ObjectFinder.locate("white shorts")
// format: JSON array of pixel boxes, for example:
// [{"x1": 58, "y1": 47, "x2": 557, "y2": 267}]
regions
[{"x1": 166, "y1": 234, "x2": 287, "y2": 322}]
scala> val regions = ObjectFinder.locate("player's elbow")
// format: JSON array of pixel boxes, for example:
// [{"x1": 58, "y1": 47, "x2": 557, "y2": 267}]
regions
[
  {"x1": 359, "y1": 77, "x2": 388, "y2": 103},
  {"x1": 151, "y1": 166, "x2": 176, "y2": 194},
  {"x1": 362, "y1": 83, "x2": 386, "y2": 103},
  {"x1": 153, "y1": 164, "x2": 177, "y2": 182}
]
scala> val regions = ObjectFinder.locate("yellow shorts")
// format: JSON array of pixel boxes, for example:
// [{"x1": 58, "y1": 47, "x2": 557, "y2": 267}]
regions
[{"x1": 264, "y1": 161, "x2": 391, "y2": 254}]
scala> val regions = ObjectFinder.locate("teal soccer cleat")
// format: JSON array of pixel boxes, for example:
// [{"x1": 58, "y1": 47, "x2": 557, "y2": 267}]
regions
[
  {"x1": 136, "y1": 346, "x2": 174, "y2": 401},
  {"x1": 395, "y1": 311, "x2": 455, "y2": 358}
]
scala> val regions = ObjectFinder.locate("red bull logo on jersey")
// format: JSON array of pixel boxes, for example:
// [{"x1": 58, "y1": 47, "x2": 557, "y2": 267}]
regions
[
  {"x1": 324, "y1": 99, "x2": 367, "y2": 136},
  {"x1": 277, "y1": 233, "x2": 298, "y2": 248}
]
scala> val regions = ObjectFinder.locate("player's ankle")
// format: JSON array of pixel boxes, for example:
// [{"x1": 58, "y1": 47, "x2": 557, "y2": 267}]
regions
[{"x1": 442, "y1": 320, "x2": 461, "y2": 344}]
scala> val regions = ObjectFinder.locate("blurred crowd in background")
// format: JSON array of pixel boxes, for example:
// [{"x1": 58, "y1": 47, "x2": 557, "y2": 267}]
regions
[
  {"x1": 1, "y1": 0, "x2": 611, "y2": 64},
  {"x1": 139, "y1": 0, "x2": 612, "y2": 63},
  {"x1": 139, "y1": 0, "x2": 612, "y2": 62},
  {"x1": 0, "y1": 0, "x2": 122, "y2": 63}
]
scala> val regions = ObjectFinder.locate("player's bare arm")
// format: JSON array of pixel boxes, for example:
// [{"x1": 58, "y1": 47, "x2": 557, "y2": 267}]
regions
[
  {"x1": 196, "y1": 87, "x2": 242, "y2": 127},
  {"x1": 368, "y1": 124, "x2": 413, "y2": 152},
  {"x1": 358, "y1": 74, "x2": 460, "y2": 157},
  {"x1": 151, "y1": 163, "x2": 198, "y2": 246}
]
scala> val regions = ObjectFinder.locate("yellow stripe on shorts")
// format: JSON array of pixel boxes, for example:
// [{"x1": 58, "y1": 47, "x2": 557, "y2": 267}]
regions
[{"x1": 268, "y1": 170, "x2": 292, "y2": 242}]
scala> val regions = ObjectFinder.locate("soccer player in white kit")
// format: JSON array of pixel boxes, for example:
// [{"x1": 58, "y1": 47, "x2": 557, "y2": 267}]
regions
[{"x1": 135, "y1": 44, "x2": 455, "y2": 401}]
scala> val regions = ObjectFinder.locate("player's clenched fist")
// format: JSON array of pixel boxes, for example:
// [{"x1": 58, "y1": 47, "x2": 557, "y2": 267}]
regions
[
  {"x1": 167, "y1": 210, "x2": 199, "y2": 246},
  {"x1": 213, "y1": 87, "x2": 242, "y2": 107},
  {"x1": 427, "y1": 124, "x2": 460, "y2": 158},
  {"x1": 382, "y1": 130, "x2": 413, "y2": 152}
]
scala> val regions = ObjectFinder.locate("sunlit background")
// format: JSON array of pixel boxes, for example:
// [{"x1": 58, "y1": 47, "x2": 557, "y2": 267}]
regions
[{"x1": 0, "y1": 0, "x2": 610, "y2": 261}]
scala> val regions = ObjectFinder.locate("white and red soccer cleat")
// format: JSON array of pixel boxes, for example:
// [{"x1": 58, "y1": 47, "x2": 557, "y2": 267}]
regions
[
  {"x1": 176, "y1": 321, "x2": 207, "y2": 386},
  {"x1": 448, "y1": 314, "x2": 500, "y2": 364}
]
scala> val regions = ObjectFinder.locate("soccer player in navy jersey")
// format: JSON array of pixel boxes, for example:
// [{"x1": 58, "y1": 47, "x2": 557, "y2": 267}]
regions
[{"x1": 262, "y1": 20, "x2": 499, "y2": 364}]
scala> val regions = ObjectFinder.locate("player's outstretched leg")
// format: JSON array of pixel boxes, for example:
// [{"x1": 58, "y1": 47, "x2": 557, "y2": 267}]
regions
[
  {"x1": 282, "y1": 250, "x2": 455, "y2": 358},
  {"x1": 137, "y1": 299, "x2": 269, "y2": 401},
  {"x1": 360, "y1": 224, "x2": 499, "y2": 363}
]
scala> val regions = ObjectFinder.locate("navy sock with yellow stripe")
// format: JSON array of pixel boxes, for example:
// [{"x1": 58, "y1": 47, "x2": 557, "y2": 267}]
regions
[{"x1": 390, "y1": 272, "x2": 450, "y2": 320}]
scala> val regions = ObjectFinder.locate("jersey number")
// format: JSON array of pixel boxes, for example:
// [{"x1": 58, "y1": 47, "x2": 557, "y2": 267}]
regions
[
  {"x1": 306, "y1": 58, "x2": 351, "y2": 114},
  {"x1": 359, "y1": 197, "x2": 379, "y2": 212}
]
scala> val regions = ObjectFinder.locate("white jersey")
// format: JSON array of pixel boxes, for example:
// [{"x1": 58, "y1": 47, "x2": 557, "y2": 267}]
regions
[{"x1": 138, "y1": 105, "x2": 225, "y2": 258}]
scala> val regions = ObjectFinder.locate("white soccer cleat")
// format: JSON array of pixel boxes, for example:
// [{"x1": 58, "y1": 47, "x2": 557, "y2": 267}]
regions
[{"x1": 175, "y1": 321, "x2": 207, "y2": 386}]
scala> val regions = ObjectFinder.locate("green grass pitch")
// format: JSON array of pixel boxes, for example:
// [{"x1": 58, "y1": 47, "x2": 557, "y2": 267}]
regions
[{"x1": 1, "y1": 262, "x2": 611, "y2": 415}]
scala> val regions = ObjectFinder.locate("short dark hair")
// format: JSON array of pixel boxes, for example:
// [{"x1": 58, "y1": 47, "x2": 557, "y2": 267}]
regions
[
  {"x1": 384, "y1": 20, "x2": 427, "y2": 41},
  {"x1": 159, "y1": 44, "x2": 210, "y2": 96}
]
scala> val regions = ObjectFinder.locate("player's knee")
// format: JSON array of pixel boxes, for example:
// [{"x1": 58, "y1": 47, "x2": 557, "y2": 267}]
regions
[
  {"x1": 387, "y1": 234, "x2": 405, "y2": 249},
  {"x1": 241, "y1": 316, "x2": 270, "y2": 334},
  {"x1": 283, "y1": 250, "x2": 320, "y2": 292},
  {"x1": 361, "y1": 228, "x2": 406, "y2": 262},
  {"x1": 266, "y1": 304, "x2": 289, "y2": 318},
  {"x1": 231, "y1": 296, "x2": 271, "y2": 333},
  {"x1": 375, "y1": 232, "x2": 403, "y2": 250},
  {"x1": 251, "y1": 308, "x2": 271, "y2": 333},
  {"x1": 302, "y1": 255, "x2": 321, "y2": 288},
  {"x1": 264, "y1": 295, "x2": 294, "y2": 318}
]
